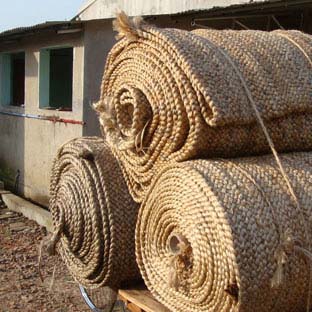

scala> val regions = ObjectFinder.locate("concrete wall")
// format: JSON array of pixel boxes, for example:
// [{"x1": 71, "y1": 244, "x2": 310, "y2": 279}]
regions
[
  {"x1": 82, "y1": 19, "x2": 116, "y2": 136},
  {"x1": 0, "y1": 32, "x2": 85, "y2": 206},
  {"x1": 78, "y1": 0, "x2": 256, "y2": 20}
]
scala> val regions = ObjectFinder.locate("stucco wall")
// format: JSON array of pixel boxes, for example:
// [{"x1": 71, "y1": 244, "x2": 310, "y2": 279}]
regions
[
  {"x1": 82, "y1": 19, "x2": 116, "y2": 136},
  {"x1": 0, "y1": 112, "x2": 24, "y2": 191},
  {"x1": 0, "y1": 32, "x2": 85, "y2": 206}
]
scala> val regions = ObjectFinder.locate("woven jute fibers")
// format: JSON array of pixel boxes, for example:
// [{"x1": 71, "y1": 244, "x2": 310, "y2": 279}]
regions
[
  {"x1": 49, "y1": 137, "x2": 140, "y2": 289},
  {"x1": 136, "y1": 152, "x2": 312, "y2": 312},
  {"x1": 96, "y1": 15, "x2": 312, "y2": 202}
]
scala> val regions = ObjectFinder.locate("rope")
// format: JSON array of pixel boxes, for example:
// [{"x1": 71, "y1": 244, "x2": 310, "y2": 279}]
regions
[
  {"x1": 273, "y1": 31, "x2": 312, "y2": 311},
  {"x1": 211, "y1": 34, "x2": 312, "y2": 312},
  {"x1": 98, "y1": 14, "x2": 312, "y2": 309},
  {"x1": 136, "y1": 153, "x2": 312, "y2": 312},
  {"x1": 206, "y1": 36, "x2": 312, "y2": 311},
  {"x1": 96, "y1": 14, "x2": 312, "y2": 202},
  {"x1": 276, "y1": 32, "x2": 312, "y2": 67},
  {"x1": 49, "y1": 137, "x2": 140, "y2": 289}
]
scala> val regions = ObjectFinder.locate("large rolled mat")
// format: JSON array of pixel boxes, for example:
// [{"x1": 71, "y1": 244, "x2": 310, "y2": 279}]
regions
[
  {"x1": 49, "y1": 137, "x2": 140, "y2": 289},
  {"x1": 136, "y1": 152, "x2": 312, "y2": 312},
  {"x1": 96, "y1": 15, "x2": 312, "y2": 202}
]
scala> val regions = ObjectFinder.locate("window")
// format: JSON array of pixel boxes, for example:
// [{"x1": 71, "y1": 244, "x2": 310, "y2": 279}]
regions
[
  {"x1": 39, "y1": 47, "x2": 73, "y2": 111},
  {"x1": 0, "y1": 52, "x2": 25, "y2": 106}
]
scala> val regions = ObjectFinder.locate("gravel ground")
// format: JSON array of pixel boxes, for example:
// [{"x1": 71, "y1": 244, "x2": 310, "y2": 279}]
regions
[{"x1": 0, "y1": 196, "x2": 125, "y2": 312}]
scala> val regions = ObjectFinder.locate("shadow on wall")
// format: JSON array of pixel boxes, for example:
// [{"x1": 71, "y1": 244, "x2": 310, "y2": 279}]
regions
[
  {"x1": 82, "y1": 20, "x2": 115, "y2": 137},
  {"x1": 0, "y1": 114, "x2": 25, "y2": 196},
  {"x1": 0, "y1": 164, "x2": 19, "y2": 192},
  {"x1": 0, "y1": 52, "x2": 27, "y2": 198}
]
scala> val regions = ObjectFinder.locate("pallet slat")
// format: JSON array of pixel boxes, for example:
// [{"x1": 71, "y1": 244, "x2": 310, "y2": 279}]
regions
[{"x1": 119, "y1": 286, "x2": 170, "y2": 312}]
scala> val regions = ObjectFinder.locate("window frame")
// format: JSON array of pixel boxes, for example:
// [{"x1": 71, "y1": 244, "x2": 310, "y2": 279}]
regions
[
  {"x1": 0, "y1": 51, "x2": 26, "y2": 108},
  {"x1": 38, "y1": 45, "x2": 74, "y2": 111}
]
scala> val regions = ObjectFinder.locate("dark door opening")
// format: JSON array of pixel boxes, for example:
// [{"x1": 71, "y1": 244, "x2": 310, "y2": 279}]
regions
[
  {"x1": 12, "y1": 52, "x2": 25, "y2": 106},
  {"x1": 49, "y1": 48, "x2": 73, "y2": 110}
]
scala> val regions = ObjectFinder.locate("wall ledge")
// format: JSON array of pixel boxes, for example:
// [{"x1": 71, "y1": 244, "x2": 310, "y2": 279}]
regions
[{"x1": 1, "y1": 190, "x2": 53, "y2": 232}]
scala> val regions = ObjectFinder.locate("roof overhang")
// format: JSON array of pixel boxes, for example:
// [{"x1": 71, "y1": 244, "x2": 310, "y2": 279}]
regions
[{"x1": 0, "y1": 21, "x2": 84, "y2": 43}]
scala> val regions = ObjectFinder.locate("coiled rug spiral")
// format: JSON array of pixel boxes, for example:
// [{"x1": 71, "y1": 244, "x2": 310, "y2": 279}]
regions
[
  {"x1": 95, "y1": 14, "x2": 312, "y2": 202},
  {"x1": 49, "y1": 137, "x2": 140, "y2": 289},
  {"x1": 136, "y1": 152, "x2": 312, "y2": 312}
]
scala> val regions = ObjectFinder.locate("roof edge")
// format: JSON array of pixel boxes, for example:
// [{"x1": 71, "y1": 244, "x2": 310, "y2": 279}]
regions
[{"x1": 0, "y1": 21, "x2": 84, "y2": 40}]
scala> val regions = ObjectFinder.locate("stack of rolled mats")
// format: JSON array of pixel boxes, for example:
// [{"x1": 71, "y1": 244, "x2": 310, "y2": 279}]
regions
[{"x1": 49, "y1": 12, "x2": 312, "y2": 312}]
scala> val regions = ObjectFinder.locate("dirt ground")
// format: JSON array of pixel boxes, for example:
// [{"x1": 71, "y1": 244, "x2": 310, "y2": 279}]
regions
[{"x1": 0, "y1": 196, "x2": 125, "y2": 312}]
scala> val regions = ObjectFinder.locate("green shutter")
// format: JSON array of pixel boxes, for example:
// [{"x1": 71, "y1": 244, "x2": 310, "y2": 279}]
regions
[
  {"x1": 0, "y1": 53, "x2": 12, "y2": 106},
  {"x1": 39, "y1": 49, "x2": 50, "y2": 108}
]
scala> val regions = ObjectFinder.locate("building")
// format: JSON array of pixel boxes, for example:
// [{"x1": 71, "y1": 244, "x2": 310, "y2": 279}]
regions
[{"x1": 0, "y1": 0, "x2": 311, "y2": 206}]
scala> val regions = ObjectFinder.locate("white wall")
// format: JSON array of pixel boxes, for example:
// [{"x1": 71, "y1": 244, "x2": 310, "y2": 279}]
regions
[
  {"x1": 0, "y1": 32, "x2": 85, "y2": 206},
  {"x1": 78, "y1": 0, "x2": 262, "y2": 20}
]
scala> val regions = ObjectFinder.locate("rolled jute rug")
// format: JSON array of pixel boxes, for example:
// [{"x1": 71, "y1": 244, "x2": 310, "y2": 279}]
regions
[
  {"x1": 49, "y1": 137, "x2": 140, "y2": 289},
  {"x1": 136, "y1": 152, "x2": 312, "y2": 312},
  {"x1": 95, "y1": 14, "x2": 312, "y2": 202}
]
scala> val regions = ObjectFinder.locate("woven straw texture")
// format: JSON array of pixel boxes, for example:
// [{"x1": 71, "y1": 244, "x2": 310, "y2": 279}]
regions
[
  {"x1": 49, "y1": 137, "x2": 140, "y2": 289},
  {"x1": 136, "y1": 152, "x2": 312, "y2": 312},
  {"x1": 96, "y1": 16, "x2": 312, "y2": 202}
]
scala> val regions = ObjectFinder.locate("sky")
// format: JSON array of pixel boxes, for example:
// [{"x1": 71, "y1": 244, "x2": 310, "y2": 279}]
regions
[{"x1": 0, "y1": 0, "x2": 84, "y2": 32}]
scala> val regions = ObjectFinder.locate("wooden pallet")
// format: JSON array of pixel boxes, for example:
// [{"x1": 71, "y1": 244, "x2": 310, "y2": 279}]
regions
[{"x1": 119, "y1": 285, "x2": 170, "y2": 312}]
